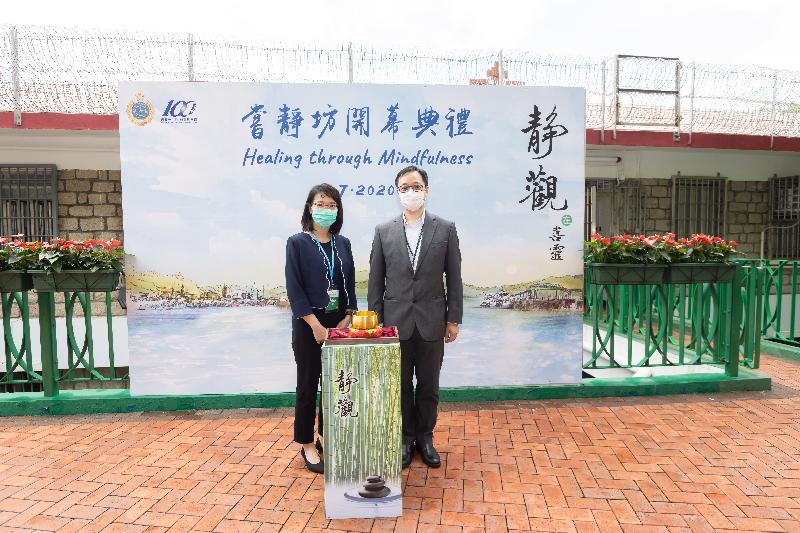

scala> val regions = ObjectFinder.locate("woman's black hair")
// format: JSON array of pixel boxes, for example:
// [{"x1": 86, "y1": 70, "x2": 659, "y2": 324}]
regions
[{"x1": 301, "y1": 183, "x2": 344, "y2": 234}]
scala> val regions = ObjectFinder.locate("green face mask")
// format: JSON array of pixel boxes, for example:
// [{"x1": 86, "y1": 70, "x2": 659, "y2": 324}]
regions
[{"x1": 311, "y1": 208, "x2": 337, "y2": 229}]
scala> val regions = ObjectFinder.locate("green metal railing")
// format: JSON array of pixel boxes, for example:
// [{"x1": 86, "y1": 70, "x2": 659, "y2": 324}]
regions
[
  {"x1": 735, "y1": 259, "x2": 800, "y2": 347},
  {"x1": 2, "y1": 263, "x2": 777, "y2": 397},
  {"x1": 1, "y1": 290, "x2": 126, "y2": 396},
  {"x1": 584, "y1": 264, "x2": 764, "y2": 375},
  {"x1": 2, "y1": 291, "x2": 38, "y2": 388}
]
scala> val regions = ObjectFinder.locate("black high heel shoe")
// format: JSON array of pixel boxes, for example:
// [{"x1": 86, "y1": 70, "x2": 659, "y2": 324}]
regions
[
  {"x1": 301, "y1": 448, "x2": 324, "y2": 474},
  {"x1": 315, "y1": 438, "x2": 323, "y2": 455}
]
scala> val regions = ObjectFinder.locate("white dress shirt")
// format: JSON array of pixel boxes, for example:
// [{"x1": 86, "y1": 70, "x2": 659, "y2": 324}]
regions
[{"x1": 403, "y1": 210, "x2": 425, "y2": 271}]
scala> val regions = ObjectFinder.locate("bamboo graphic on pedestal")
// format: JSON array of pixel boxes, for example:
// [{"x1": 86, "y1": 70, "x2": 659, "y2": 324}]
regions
[{"x1": 322, "y1": 343, "x2": 402, "y2": 487}]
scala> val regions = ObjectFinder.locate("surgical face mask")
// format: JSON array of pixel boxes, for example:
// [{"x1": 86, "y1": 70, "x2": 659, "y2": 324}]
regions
[
  {"x1": 398, "y1": 189, "x2": 426, "y2": 211},
  {"x1": 311, "y1": 207, "x2": 338, "y2": 229}
]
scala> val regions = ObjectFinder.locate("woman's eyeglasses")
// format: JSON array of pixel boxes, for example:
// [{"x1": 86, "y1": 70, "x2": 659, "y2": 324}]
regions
[{"x1": 312, "y1": 202, "x2": 338, "y2": 210}]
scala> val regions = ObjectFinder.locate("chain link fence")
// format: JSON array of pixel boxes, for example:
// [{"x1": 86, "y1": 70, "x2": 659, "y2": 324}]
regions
[{"x1": 1, "y1": 24, "x2": 799, "y2": 137}]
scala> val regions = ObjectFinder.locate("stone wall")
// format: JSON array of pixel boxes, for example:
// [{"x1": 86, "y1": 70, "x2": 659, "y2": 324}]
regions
[
  {"x1": 57, "y1": 169, "x2": 123, "y2": 243},
  {"x1": 726, "y1": 181, "x2": 770, "y2": 257},
  {"x1": 639, "y1": 179, "x2": 672, "y2": 234}
]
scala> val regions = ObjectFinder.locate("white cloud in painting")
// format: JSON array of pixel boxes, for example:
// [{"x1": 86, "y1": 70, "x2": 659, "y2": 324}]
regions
[
  {"x1": 461, "y1": 234, "x2": 582, "y2": 286},
  {"x1": 131, "y1": 126, "x2": 244, "y2": 200},
  {"x1": 494, "y1": 200, "x2": 517, "y2": 215},
  {"x1": 248, "y1": 190, "x2": 301, "y2": 230},
  {"x1": 123, "y1": 129, "x2": 216, "y2": 200},
  {"x1": 150, "y1": 172, "x2": 214, "y2": 199},
  {"x1": 344, "y1": 197, "x2": 378, "y2": 219},
  {"x1": 206, "y1": 229, "x2": 286, "y2": 286},
  {"x1": 143, "y1": 211, "x2": 188, "y2": 231}
]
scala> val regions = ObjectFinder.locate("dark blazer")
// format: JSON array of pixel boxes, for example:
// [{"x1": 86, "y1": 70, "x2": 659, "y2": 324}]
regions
[
  {"x1": 285, "y1": 232, "x2": 357, "y2": 319},
  {"x1": 368, "y1": 212, "x2": 463, "y2": 341}
]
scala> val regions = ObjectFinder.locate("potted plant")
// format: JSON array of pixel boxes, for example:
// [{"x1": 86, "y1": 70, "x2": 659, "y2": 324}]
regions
[
  {"x1": 584, "y1": 233, "x2": 674, "y2": 285},
  {"x1": 667, "y1": 234, "x2": 738, "y2": 283},
  {"x1": 29, "y1": 239, "x2": 124, "y2": 292},
  {"x1": 0, "y1": 238, "x2": 36, "y2": 292},
  {"x1": 585, "y1": 233, "x2": 739, "y2": 285}
]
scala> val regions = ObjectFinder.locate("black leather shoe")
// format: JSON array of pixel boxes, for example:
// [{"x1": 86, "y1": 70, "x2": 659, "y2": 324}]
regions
[
  {"x1": 315, "y1": 438, "x2": 323, "y2": 455},
  {"x1": 301, "y1": 448, "x2": 324, "y2": 474},
  {"x1": 418, "y1": 437, "x2": 441, "y2": 468},
  {"x1": 402, "y1": 443, "x2": 415, "y2": 469}
]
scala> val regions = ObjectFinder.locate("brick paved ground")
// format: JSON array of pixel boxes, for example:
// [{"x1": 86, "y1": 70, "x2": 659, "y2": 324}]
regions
[{"x1": 1, "y1": 355, "x2": 800, "y2": 532}]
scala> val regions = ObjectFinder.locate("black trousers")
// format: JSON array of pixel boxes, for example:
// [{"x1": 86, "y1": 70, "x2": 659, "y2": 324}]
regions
[
  {"x1": 292, "y1": 308, "x2": 344, "y2": 444},
  {"x1": 400, "y1": 326, "x2": 445, "y2": 445}
]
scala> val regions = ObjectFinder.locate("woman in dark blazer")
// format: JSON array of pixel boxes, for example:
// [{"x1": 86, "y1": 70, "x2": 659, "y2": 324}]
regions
[{"x1": 285, "y1": 183, "x2": 357, "y2": 474}]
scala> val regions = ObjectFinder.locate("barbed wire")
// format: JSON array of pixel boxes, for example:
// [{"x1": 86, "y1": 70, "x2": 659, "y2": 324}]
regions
[{"x1": 1, "y1": 24, "x2": 799, "y2": 137}]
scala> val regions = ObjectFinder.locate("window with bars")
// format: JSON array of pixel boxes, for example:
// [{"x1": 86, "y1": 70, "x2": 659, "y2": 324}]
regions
[
  {"x1": 767, "y1": 175, "x2": 800, "y2": 259},
  {"x1": 584, "y1": 179, "x2": 647, "y2": 241},
  {"x1": 0, "y1": 165, "x2": 59, "y2": 241},
  {"x1": 671, "y1": 175, "x2": 727, "y2": 238}
]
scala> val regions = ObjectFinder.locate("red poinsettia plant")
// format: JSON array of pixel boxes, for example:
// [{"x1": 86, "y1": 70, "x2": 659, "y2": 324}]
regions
[
  {"x1": 0, "y1": 238, "x2": 38, "y2": 271},
  {"x1": 585, "y1": 233, "x2": 738, "y2": 264},
  {"x1": 33, "y1": 238, "x2": 124, "y2": 273},
  {"x1": 0, "y1": 238, "x2": 125, "y2": 273}
]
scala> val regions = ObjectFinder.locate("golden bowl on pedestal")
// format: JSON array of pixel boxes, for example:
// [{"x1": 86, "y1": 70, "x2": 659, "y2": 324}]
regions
[{"x1": 351, "y1": 310, "x2": 379, "y2": 330}]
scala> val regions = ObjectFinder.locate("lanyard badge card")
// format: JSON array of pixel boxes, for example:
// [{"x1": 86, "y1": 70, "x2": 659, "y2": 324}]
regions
[{"x1": 326, "y1": 286, "x2": 340, "y2": 312}]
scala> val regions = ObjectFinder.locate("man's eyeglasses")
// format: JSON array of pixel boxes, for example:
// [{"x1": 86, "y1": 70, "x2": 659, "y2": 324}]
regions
[
  {"x1": 398, "y1": 185, "x2": 426, "y2": 193},
  {"x1": 312, "y1": 202, "x2": 338, "y2": 210}
]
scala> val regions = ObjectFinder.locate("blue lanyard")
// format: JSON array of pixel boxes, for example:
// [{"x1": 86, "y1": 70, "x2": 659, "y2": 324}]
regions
[{"x1": 309, "y1": 232, "x2": 336, "y2": 287}]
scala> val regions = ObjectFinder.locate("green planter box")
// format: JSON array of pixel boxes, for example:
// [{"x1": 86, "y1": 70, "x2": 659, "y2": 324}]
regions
[
  {"x1": 0, "y1": 271, "x2": 33, "y2": 292},
  {"x1": 30, "y1": 270, "x2": 120, "y2": 292},
  {"x1": 667, "y1": 262, "x2": 737, "y2": 284},
  {"x1": 587, "y1": 264, "x2": 668, "y2": 285}
]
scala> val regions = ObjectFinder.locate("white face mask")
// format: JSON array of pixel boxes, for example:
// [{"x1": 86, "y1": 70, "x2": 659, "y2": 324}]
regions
[{"x1": 398, "y1": 189, "x2": 426, "y2": 211}]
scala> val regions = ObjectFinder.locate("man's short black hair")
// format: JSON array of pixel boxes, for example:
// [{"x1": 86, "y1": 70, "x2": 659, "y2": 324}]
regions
[{"x1": 395, "y1": 165, "x2": 429, "y2": 187}]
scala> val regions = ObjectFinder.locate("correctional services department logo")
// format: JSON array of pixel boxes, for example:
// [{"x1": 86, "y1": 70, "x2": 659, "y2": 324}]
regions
[{"x1": 126, "y1": 93, "x2": 155, "y2": 126}]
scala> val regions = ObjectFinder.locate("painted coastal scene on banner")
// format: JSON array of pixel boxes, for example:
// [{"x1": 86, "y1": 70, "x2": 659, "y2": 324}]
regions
[{"x1": 119, "y1": 82, "x2": 585, "y2": 396}]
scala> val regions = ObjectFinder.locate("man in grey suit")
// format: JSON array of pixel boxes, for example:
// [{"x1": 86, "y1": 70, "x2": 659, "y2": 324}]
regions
[{"x1": 368, "y1": 165, "x2": 463, "y2": 469}]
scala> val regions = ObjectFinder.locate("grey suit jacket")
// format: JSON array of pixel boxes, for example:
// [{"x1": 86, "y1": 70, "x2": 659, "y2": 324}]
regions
[{"x1": 368, "y1": 212, "x2": 463, "y2": 341}]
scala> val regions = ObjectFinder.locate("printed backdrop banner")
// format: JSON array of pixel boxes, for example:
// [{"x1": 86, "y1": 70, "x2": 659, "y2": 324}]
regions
[{"x1": 118, "y1": 82, "x2": 585, "y2": 396}]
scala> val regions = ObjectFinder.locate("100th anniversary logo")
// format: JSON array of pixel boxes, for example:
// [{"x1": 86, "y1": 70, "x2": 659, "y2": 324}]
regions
[
  {"x1": 126, "y1": 93, "x2": 198, "y2": 126},
  {"x1": 160, "y1": 99, "x2": 198, "y2": 124}
]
